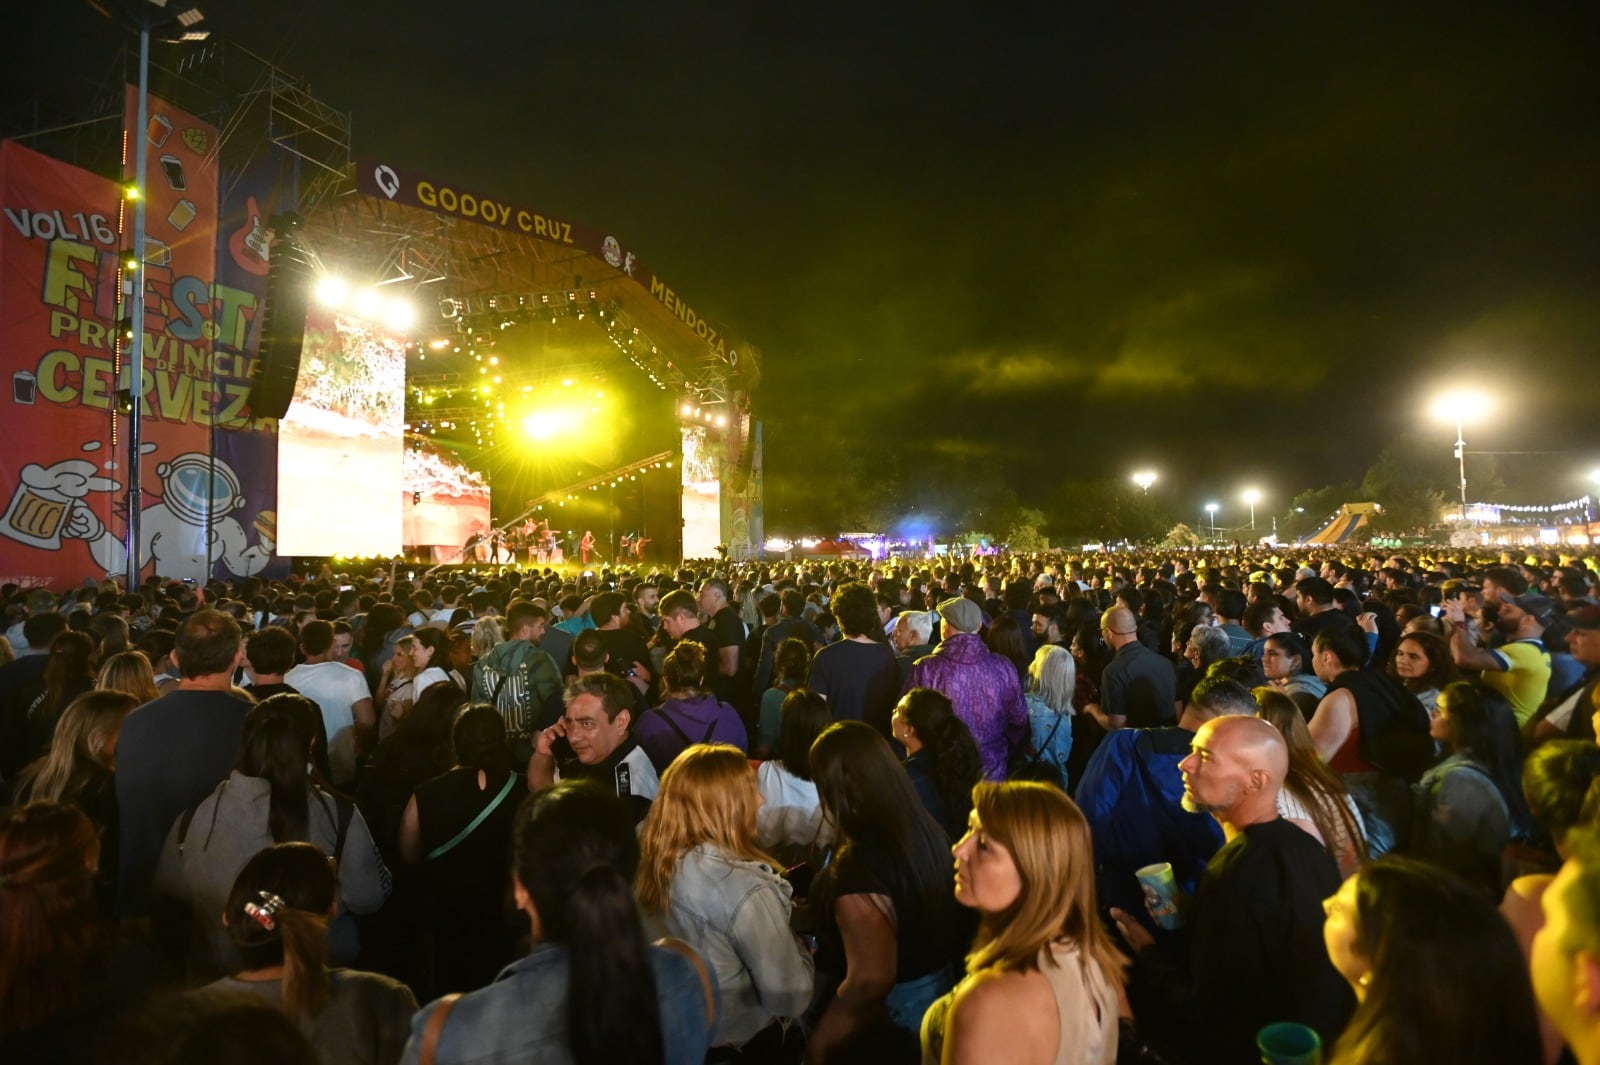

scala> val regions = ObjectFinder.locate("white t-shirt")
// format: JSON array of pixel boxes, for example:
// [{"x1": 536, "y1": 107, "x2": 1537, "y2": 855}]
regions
[
  {"x1": 755, "y1": 759, "x2": 831, "y2": 850},
  {"x1": 413, "y1": 666, "x2": 455, "y2": 694},
  {"x1": 285, "y1": 660, "x2": 372, "y2": 784}
]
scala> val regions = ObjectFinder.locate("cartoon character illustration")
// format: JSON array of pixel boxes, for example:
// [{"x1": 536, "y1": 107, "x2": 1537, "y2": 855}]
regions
[{"x1": 1, "y1": 443, "x2": 274, "y2": 583}]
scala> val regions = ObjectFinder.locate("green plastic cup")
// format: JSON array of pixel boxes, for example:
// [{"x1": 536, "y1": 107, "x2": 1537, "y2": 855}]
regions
[{"x1": 1257, "y1": 1022, "x2": 1321, "y2": 1065}]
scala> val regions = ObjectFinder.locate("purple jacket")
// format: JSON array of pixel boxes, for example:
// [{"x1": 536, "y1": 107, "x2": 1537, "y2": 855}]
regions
[
  {"x1": 636, "y1": 693, "x2": 749, "y2": 773},
  {"x1": 906, "y1": 633, "x2": 1029, "y2": 780}
]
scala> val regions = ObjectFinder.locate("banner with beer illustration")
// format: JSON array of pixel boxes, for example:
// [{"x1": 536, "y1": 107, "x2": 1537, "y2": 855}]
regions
[{"x1": 0, "y1": 95, "x2": 277, "y2": 589}]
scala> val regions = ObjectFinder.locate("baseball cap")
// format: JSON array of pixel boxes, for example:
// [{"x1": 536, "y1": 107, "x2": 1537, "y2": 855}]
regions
[
  {"x1": 937, "y1": 596, "x2": 983, "y2": 634},
  {"x1": 1507, "y1": 593, "x2": 1557, "y2": 625},
  {"x1": 1566, "y1": 604, "x2": 1600, "y2": 631}
]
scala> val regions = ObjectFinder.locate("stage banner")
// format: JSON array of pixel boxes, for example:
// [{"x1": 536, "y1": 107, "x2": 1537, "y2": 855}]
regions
[
  {"x1": 355, "y1": 158, "x2": 740, "y2": 361},
  {"x1": 276, "y1": 308, "x2": 405, "y2": 558},
  {"x1": 212, "y1": 139, "x2": 292, "y2": 580},
  {"x1": 681, "y1": 425, "x2": 721, "y2": 560}
]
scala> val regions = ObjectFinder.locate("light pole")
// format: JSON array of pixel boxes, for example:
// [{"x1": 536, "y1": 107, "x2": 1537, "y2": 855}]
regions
[
  {"x1": 1132, "y1": 470, "x2": 1157, "y2": 494},
  {"x1": 93, "y1": 0, "x2": 209, "y2": 590},
  {"x1": 1242, "y1": 489, "x2": 1261, "y2": 533},
  {"x1": 1204, "y1": 503, "x2": 1219, "y2": 536},
  {"x1": 1430, "y1": 390, "x2": 1490, "y2": 526}
]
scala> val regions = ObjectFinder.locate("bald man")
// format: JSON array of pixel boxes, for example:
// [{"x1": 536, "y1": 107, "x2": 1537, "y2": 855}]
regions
[
  {"x1": 1084, "y1": 604, "x2": 1177, "y2": 731},
  {"x1": 1111, "y1": 714, "x2": 1353, "y2": 1063}
]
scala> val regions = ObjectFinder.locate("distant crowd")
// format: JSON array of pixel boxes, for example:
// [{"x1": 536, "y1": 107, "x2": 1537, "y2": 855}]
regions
[{"x1": 4, "y1": 545, "x2": 1600, "y2": 1065}]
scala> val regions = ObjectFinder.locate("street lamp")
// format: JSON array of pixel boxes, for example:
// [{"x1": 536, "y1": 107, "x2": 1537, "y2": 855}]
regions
[
  {"x1": 1204, "y1": 503, "x2": 1219, "y2": 536},
  {"x1": 1132, "y1": 471, "x2": 1157, "y2": 494},
  {"x1": 92, "y1": 0, "x2": 209, "y2": 591},
  {"x1": 1242, "y1": 489, "x2": 1262, "y2": 532},
  {"x1": 1430, "y1": 389, "x2": 1490, "y2": 526}
]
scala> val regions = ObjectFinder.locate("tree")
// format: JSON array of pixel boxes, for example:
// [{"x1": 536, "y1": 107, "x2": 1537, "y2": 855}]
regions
[
  {"x1": 1160, "y1": 522, "x2": 1202, "y2": 550},
  {"x1": 1006, "y1": 507, "x2": 1050, "y2": 552}
]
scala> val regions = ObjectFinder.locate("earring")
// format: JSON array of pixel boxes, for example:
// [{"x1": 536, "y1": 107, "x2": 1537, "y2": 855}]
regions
[{"x1": 1357, "y1": 973, "x2": 1370, "y2": 989}]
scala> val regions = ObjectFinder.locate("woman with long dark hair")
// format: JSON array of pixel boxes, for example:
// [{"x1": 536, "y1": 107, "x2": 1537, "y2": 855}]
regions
[
  {"x1": 891, "y1": 688, "x2": 983, "y2": 841},
  {"x1": 1387, "y1": 631, "x2": 1458, "y2": 718},
  {"x1": 24, "y1": 631, "x2": 97, "y2": 764},
  {"x1": 0, "y1": 802, "x2": 144, "y2": 1062},
  {"x1": 1322, "y1": 856, "x2": 1540, "y2": 1065},
  {"x1": 756, "y1": 636, "x2": 812, "y2": 757},
  {"x1": 203, "y1": 843, "x2": 416, "y2": 1064},
  {"x1": 1410, "y1": 681, "x2": 1520, "y2": 895},
  {"x1": 397, "y1": 705, "x2": 526, "y2": 997},
  {"x1": 807, "y1": 721, "x2": 962, "y2": 1062},
  {"x1": 153, "y1": 695, "x2": 390, "y2": 980},
  {"x1": 638, "y1": 745, "x2": 814, "y2": 1059},
  {"x1": 922, "y1": 782, "x2": 1126, "y2": 1064},
  {"x1": 402, "y1": 783, "x2": 717, "y2": 1064},
  {"x1": 755, "y1": 688, "x2": 834, "y2": 861},
  {"x1": 984, "y1": 615, "x2": 1031, "y2": 690}
]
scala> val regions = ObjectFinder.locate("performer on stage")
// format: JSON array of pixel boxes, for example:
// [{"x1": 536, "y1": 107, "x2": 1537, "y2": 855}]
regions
[{"x1": 580, "y1": 529, "x2": 596, "y2": 565}]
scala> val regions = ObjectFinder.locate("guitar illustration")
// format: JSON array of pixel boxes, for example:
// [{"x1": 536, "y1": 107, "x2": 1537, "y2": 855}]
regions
[{"x1": 228, "y1": 195, "x2": 272, "y2": 276}]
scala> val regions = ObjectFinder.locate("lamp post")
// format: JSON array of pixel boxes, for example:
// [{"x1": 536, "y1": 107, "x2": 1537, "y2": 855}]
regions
[
  {"x1": 1204, "y1": 503, "x2": 1219, "y2": 536},
  {"x1": 1132, "y1": 470, "x2": 1157, "y2": 494},
  {"x1": 1242, "y1": 489, "x2": 1261, "y2": 533},
  {"x1": 1430, "y1": 390, "x2": 1490, "y2": 526},
  {"x1": 93, "y1": 0, "x2": 209, "y2": 590}
]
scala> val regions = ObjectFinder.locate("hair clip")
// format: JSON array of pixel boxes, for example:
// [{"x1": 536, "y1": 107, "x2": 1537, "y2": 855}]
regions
[{"x1": 244, "y1": 890, "x2": 286, "y2": 931}]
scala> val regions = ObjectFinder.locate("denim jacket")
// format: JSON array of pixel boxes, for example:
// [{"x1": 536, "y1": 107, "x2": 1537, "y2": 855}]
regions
[
  {"x1": 401, "y1": 941, "x2": 716, "y2": 1065},
  {"x1": 655, "y1": 843, "x2": 814, "y2": 1047}
]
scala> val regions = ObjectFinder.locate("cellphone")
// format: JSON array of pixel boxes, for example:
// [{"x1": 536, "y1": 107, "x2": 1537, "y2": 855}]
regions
[{"x1": 1429, "y1": 605, "x2": 1442, "y2": 617}]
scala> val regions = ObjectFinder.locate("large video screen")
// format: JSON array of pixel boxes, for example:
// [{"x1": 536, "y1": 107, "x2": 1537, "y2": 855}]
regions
[
  {"x1": 276, "y1": 308, "x2": 405, "y2": 556},
  {"x1": 681, "y1": 425, "x2": 721, "y2": 559},
  {"x1": 403, "y1": 438, "x2": 491, "y2": 561}
]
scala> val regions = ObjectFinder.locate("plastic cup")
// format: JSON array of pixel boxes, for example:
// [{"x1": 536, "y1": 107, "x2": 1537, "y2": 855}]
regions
[
  {"x1": 1257, "y1": 1022, "x2": 1321, "y2": 1065},
  {"x1": 1135, "y1": 861, "x2": 1183, "y2": 930}
]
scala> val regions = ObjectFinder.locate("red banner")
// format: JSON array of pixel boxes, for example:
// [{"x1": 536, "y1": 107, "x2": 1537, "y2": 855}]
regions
[{"x1": 0, "y1": 94, "x2": 275, "y2": 589}]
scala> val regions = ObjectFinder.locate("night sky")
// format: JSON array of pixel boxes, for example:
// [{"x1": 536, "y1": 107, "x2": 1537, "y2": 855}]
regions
[{"x1": 9, "y1": 1, "x2": 1600, "y2": 537}]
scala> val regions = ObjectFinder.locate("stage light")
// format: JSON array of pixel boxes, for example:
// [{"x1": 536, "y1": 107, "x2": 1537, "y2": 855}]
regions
[
  {"x1": 523, "y1": 411, "x2": 566, "y2": 440},
  {"x1": 314, "y1": 275, "x2": 349, "y2": 308},
  {"x1": 680, "y1": 403, "x2": 693, "y2": 416},
  {"x1": 124, "y1": 183, "x2": 140, "y2": 200},
  {"x1": 429, "y1": 338, "x2": 450, "y2": 350},
  {"x1": 715, "y1": 415, "x2": 727, "y2": 427},
  {"x1": 354, "y1": 289, "x2": 382, "y2": 318},
  {"x1": 384, "y1": 298, "x2": 416, "y2": 331}
]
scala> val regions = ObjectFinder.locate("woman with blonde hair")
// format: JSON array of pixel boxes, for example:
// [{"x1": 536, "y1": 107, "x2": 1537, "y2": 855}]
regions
[
  {"x1": 637, "y1": 744, "x2": 813, "y2": 1060},
  {"x1": 922, "y1": 781, "x2": 1126, "y2": 1065},
  {"x1": 1255, "y1": 687, "x2": 1368, "y2": 874},
  {"x1": 96, "y1": 650, "x2": 160, "y2": 704},
  {"x1": 469, "y1": 616, "x2": 503, "y2": 662}
]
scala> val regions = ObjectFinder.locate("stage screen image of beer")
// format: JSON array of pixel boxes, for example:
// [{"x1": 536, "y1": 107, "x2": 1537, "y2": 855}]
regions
[{"x1": 275, "y1": 307, "x2": 405, "y2": 556}]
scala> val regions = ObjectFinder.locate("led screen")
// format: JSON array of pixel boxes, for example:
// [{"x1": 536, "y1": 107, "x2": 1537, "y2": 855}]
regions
[
  {"x1": 403, "y1": 438, "x2": 491, "y2": 561},
  {"x1": 681, "y1": 424, "x2": 721, "y2": 559},
  {"x1": 276, "y1": 308, "x2": 405, "y2": 556}
]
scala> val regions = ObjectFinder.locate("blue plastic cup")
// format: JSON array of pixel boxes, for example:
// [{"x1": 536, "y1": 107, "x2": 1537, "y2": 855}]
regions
[{"x1": 1257, "y1": 1022, "x2": 1321, "y2": 1065}]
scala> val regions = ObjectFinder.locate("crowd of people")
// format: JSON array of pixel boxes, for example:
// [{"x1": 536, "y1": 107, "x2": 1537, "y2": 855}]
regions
[{"x1": 4, "y1": 545, "x2": 1600, "y2": 1064}]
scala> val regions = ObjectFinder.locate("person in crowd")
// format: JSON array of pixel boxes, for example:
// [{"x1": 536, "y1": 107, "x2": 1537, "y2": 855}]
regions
[
  {"x1": 1021, "y1": 644, "x2": 1075, "y2": 786},
  {"x1": 1445, "y1": 591, "x2": 1554, "y2": 728},
  {"x1": 806, "y1": 581, "x2": 900, "y2": 737},
  {"x1": 467, "y1": 615, "x2": 503, "y2": 666},
  {"x1": 401, "y1": 783, "x2": 718, "y2": 1065},
  {"x1": 10, "y1": 689, "x2": 136, "y2": 907},
  {"x1": 22, "y1": 630, "x2": 98, "y2": 766},
  {"x1": 985, "y1": 614, "x2": 1032, "y2": 690},
  {"x1": 359, "y1": 603, "x2": 411, "y2": 694},
  {"x1": 1261, "y1": 630, "x2": 1326, "y2": 718},
  {"x1": 1387, "y1": 630, "x2": 1458, "y2": 718},
  {"x1": 0, "y1": 802, "x2": 148, "y2": 1063},
  {"x1": 471, "y1": 599, "x2": 565, "y2": 765},
  {"x1": 697, "y1": 578, "x2": 747, "y2": 706},
  {"x1": 1323, "y1": 856, "x2": 1541, "y2": 1065},
  {"x1": 1410, "y1": 681, "x2": 1519, "y2": 895},
  {"x1": 1308, "y1": 626, "x2": 1432, "y2": 776},
  {"x1": 891, "y1": 609, "x2": 936, "y2": 690},
  {"x1": 202, "y1": 842, "x2": 416, "y2": 1065},
  {"x1": 637, "y1": 641, "x2": 749, "y2": 773},
  {"x1": 891, "y1": 688, "x2": 984, "y2": 841},
  {"x1": 95, "y1": 649, "x2": 161, "y2": 704},
  {"x1": 287, "y1": 619, "x2": 375, "y2": 788},
  {"x1": 1175, "y1": 624, "x2": 1230, "y2": 711},
  {"x1": 1531, "y1": 603, "x2": 1600, "y2": 744},
  {"x1": 1083, "y1": 604, "x2": 1177, "y2": 732},
  {"x1": 755, "y1": 687, "x2": 833, "y2": 862},
  {"x1": 153, "y1": 695, "x2": 390, "y2": 980},
  {"x1": 528, "y1": 672, "x2": 660, "y2": 823},
  {"x1": 1111, "y1": 714, "x2": 1354, "y2": 1063},
  {"x1": 1075, "y1": 673, "x2": 1247, "y2": 923},
  {"x1": 1501, "y1": 740, "x2": 1600, "y2": 1065},
  {"x1": 374, "y1": 631, "x2": 424, "y2": 739},
  {"x1": 396, "y1": 704, "x2": 526, "y2": 997},
  {"x1": 806, "y1": 721, "x2": 962, "y2": 1062},
  {"x1": 757, "y1": 636, "x2": 811, "y2": 757},
  {"x1": 907, "y1": 596, "x2": 1029, "y2": 781},
  {"x1": 117, "y1": 609, "x2": 255, "y2": 916},
  {"x1": 637, "y1": 744, "x2": 814, "y2": 1059},
  {"x1": 1255, "y1": 688, "x2": 1367, "y2": 876},
  {"x1": 922, "y1": 781, "x2": 1126, "y2": 1065},
  {"x1": 243, "y1": 627, "x2": 300, "y2": 702},
  {"x1": 1530, "y1": 825, "x2": 1600, "y2": 1065}
]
